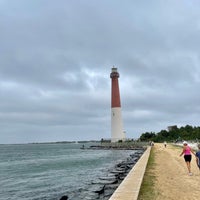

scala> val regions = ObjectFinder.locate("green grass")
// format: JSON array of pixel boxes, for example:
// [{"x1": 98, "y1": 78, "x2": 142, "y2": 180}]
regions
[{"x1": 137, "y1": 147, "x2": 157, "y2": 200}]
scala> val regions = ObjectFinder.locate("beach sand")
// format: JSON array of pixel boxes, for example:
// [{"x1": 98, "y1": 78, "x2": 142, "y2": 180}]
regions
[{"x1": 152, "y1": 143, "x2": 200, "y2": 200}]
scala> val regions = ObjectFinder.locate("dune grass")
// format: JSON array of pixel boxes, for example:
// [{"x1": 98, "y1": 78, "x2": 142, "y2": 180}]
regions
[{"x1": 137, "y1": 147, "x2": 157, "y2": 200}]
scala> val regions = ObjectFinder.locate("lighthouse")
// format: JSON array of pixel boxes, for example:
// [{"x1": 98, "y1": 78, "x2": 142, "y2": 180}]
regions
[{"x1": 110, "y1": 67, "x2": 125, "y2": 142}]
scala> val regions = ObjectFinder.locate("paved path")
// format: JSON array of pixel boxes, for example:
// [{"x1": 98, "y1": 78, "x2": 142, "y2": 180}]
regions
[{"x1": 152, "y1": 143, "x2": 200, "y2": 200}]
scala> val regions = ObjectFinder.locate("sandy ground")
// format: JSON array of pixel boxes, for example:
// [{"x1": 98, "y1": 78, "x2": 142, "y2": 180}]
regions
[{"x1": 153, "y1": 143, "x2": 200, "y2": 200}]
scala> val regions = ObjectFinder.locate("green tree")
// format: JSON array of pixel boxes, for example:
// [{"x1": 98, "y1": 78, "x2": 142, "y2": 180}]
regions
[
  {"x1": 140, "y1": 132, "x2": 156, "y2": 141},
  {"x1": 139, "y1": 125, "x2": 200, "y2": 142}
]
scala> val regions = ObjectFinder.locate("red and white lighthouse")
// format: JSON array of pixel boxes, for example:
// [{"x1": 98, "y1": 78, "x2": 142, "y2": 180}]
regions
[{"x1": 110, "y1": 67, "x2": 125, "y2": 142}]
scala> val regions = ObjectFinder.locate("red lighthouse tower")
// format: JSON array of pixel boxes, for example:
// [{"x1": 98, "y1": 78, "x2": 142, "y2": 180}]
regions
[{"x1": 110, "y1": 67, "x2": 125, "y2": 142}]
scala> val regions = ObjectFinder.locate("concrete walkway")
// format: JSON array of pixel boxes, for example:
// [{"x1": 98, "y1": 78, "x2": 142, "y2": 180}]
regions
[{"x1": 109, "y1": 146, "x2": 151, "y2": 200}]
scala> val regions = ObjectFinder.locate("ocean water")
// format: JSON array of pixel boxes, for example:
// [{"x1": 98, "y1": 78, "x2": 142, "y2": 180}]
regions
[{"x1": 0, "y1": 143, "x2": 142, "y2": 200}]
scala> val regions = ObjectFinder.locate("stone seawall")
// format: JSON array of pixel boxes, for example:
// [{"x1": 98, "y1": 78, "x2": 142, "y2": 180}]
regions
[{"x1": 109, "y1": 146, "x2": 151, "y2": 200}]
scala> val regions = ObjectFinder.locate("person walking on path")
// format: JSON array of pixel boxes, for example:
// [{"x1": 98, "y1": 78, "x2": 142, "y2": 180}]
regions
[
  {"x1": 164, "y1": 141, "x2": 167, "y2": 148},
  {"x1": 195, "y1": 144, "x2": 200, "y2": 170},
  {"x1": 179, "y1": 141, "x2": 196, "y2": 175}
]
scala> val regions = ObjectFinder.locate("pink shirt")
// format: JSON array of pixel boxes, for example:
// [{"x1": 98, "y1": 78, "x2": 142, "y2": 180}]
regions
[{"x1": 184, "y1": 146, "x2": 191, "y2": 155}]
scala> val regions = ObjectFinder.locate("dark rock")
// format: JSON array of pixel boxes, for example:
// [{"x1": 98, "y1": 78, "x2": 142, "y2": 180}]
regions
[
  {"x1": 94, "y1": 184, "x2": 106, "y2": 195},
  {"x1": 60, "y1": 195, "x2": 68, "y2": 200}
]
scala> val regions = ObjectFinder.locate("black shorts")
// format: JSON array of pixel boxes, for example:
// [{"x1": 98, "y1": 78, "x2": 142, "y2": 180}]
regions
[{"x1": 184, "y1": 155, "x2": 191, "y2": 162}]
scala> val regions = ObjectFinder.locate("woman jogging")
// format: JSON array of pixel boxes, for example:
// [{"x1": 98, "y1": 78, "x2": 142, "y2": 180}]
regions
[{"x1": 179, "y1": 141, "x2": 196, "y2": 175}]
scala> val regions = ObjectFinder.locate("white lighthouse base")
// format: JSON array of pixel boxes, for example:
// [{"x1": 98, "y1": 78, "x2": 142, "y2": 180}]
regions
[{"x1": 111, "y1": 107, "x2": 125, "y2": 142}]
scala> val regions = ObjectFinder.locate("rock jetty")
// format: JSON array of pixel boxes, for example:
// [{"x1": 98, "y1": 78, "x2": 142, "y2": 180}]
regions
[{"x1": 60, "y1": 148, "x2": 145, "y2": 200}]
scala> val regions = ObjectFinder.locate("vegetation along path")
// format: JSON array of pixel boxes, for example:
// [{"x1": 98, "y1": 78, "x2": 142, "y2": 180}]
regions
[{"x1": 138, "y1": 143, "x2": 200, "y2": 200}]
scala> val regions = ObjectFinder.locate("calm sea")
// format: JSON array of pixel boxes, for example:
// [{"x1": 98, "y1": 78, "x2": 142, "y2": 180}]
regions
[{"x1": 0, "y1": 143, "x2": 141, "y2": 200}]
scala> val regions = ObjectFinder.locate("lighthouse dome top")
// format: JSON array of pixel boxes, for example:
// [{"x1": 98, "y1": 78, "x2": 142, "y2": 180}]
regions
[
  {"x1": 110, "y1": 67, "x2": 119, "y2": 78},
  {"x1": 111, "y1": 67, "x2": 118, "y2": 72}
]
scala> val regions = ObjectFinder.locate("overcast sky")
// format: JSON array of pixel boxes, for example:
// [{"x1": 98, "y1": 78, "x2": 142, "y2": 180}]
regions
[{"x1": 1, "y1": 0, "x2": 200, "y2": 144}]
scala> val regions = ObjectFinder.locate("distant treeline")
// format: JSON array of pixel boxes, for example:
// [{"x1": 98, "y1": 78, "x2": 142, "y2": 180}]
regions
[{"x1": 139, "y1": 125, "x2": 200, "y2": 142}]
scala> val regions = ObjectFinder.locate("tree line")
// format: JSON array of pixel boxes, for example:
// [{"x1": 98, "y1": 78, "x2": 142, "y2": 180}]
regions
[{"x1": 139, "y1": 125, "x2": 200, "y2": 142}]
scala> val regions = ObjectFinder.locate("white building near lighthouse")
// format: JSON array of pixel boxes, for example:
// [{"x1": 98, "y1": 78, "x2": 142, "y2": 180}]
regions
[{"x1": 110, "y1": 67, "x2": 125, "y2": 142}]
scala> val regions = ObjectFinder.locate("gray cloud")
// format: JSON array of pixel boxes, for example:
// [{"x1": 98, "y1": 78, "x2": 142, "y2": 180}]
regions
[{"x1": 1, "y1": 0, "x2": 200, "y2": 143}]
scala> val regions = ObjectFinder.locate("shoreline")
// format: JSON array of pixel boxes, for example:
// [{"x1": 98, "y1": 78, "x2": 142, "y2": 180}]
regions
[
  {"x1": 88, "y1": 145, "x2": 147, "y2": 150},
  {"x1": 1, "y1": 142, "x2": 148, "y2": 200},
  {"x1": 109, "y1": 146, "x2": 151, "y2": 200},
  {"x1": 60, "y1": 148, "x2": 146, "y2": 200}
]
